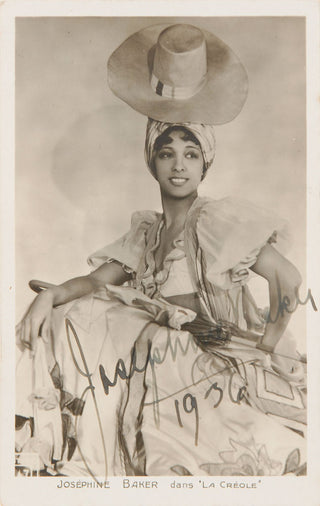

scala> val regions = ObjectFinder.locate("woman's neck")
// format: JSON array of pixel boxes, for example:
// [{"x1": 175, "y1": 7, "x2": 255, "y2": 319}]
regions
[{"x1": 160, "y1": 191, "x2": 198, "y2": 230}]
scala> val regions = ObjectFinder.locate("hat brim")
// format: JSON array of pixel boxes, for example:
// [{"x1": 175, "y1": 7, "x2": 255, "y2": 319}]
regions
[{"x1": 107, "y1": 24, "x2": 248, "y2": 125}]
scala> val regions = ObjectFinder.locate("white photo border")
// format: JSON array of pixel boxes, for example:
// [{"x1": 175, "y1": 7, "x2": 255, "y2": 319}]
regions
[{"x1": 1, "y1": 1, "x2": 320, "y2": 505}]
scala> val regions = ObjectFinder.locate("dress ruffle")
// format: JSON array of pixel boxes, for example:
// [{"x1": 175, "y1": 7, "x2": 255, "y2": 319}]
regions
[
  {"x1": 195, "y1": 197, "x2": 290, "y2": 289},
  {"x1": 88, "y1": 198, "x2": 290, "y2": 292},
  {"x1": 16, "y1": 197, "x2": 305, "y2": 477},
  {"x1": 87, "y1": 210, "x2": 160, "y2": 271}
]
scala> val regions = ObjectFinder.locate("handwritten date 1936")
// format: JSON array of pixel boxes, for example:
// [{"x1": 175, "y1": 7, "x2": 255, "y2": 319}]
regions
[{"x1": 174, "y1": 375, "x2": 247, "y2": 446}]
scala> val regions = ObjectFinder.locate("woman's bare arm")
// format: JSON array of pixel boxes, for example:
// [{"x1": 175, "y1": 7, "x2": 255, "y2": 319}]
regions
[
  {"x1": 17, "y1": 261, "x2": 131, "y2": 353},
  {"x1": 250, "y1": 243, "x2": 302, "y2": 352},
  {"x1": 50, "y1": 261, "x2": 131, "y2": 306}
]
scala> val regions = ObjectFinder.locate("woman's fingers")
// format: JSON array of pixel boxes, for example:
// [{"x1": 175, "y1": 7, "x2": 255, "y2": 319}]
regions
[
  {"x1": 16, "y1": 314, "x2": 51, "y2": 353},
  {"x1": 15, "y1": 320, "x2": 25, "y2": 350},
  {"x1": 30, "y1": 318, "x2": 42, "y2": 354},
  {"x1": 16, "y1": 292, "x2": 54, "y2": 353},
  {"x1": 15, "y1": 321, "x2": 23, "y2": 342},
  {"x1": 22, "y1": 318, "x2": 32, "y2": 350},
  {"x1": 40, "y1": 317, "x2": 50, "y2": 344}
]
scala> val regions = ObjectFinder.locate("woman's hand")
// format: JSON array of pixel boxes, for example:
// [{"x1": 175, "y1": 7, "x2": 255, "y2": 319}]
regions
[
  {"x1": 16, "y1": 289, "x2": 55, "y2": 354},
  {"x1": 15, "y1": 261, "x2": 132, "y2": 354},
  {"x1": 251, "y1": 243, "x2": 302, "y2": 352}
]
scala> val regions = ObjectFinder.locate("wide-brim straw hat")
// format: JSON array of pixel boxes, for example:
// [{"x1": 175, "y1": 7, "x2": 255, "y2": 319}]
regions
[{"x1": 107, "y1": 23, "x2": 248, "y2": 125}]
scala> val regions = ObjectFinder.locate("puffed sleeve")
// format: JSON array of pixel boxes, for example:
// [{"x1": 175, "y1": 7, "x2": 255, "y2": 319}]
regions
[
  {"x1": 87, "y1": 210, "x2": 160, "y2": 272},
  {"x1": 196, "y1": 197, "x2": 291, "y2": 289}
]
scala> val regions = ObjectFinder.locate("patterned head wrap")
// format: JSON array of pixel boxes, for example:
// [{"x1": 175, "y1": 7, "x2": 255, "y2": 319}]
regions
[{"x1": 144, "y1": 118, "x2": 215, "y2": 179}]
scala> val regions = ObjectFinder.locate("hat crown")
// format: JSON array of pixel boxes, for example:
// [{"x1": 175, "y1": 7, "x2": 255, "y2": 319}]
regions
[
  {"x1": 158, "y1": 24, "x2": 204, "y2": 53},
  {"x1": 152, "y1": 25, "x2": 207, "y2": 91},
  {"x1": 107, "y1": 23, "x2": 248, "y2": 124}
]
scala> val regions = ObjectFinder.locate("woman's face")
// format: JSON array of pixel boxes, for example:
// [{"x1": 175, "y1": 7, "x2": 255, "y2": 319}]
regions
[{"x1": 153, "y1": 129, "x2": 204, "y2": 199}]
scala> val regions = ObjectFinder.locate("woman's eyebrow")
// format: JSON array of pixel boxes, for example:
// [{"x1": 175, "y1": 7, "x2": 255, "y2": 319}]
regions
[
  {"x1": 159, "y1": 144, "x2": 200, "y2": 150},
  {"x1": 159, "y1": 143, "x2": 174, "y2": 149},
  {"x1": 185, "y1": 144, "x2": 201, "y2": 150}
]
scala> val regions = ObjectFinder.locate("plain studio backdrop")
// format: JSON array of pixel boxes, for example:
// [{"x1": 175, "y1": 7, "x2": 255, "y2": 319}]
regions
[{"x1": 15, "y1": 16, "x2": 307, "y2": 349}]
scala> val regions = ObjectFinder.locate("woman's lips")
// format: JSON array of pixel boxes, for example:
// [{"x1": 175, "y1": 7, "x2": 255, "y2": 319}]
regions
[{"x1": 169, "y1": 177, "x2": 188, "y2": 186}]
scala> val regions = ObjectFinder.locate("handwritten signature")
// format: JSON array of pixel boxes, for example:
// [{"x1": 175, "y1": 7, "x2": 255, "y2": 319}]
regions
[
  {"x1": 63, "y1": 285, "x2": 314, "y2": 478},
  {"x1": 266, "y1": 281, "x2": 317, "y2": 323},
  {"x1": 99, "y1": 284, "x2": 315, "y2": 401}
]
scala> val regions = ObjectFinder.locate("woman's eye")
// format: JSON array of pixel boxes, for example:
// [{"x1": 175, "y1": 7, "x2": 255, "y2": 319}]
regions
[
  {"x1": 158, "y1": 151, "x2": 172, "y2": 159},
  {"x1": 185, "y1": 151, "x2": 199, "y2": 159}
]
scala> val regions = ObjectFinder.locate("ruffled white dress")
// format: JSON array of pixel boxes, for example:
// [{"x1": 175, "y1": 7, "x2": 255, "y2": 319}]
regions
[{"x1": 15, "y1": 197, "x2": 306, "y2": 477}]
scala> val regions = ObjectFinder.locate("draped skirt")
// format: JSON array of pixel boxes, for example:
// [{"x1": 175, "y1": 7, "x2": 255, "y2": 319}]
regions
[{"x1": 15, "y1": 286, "x2": 307, "y2": 478}]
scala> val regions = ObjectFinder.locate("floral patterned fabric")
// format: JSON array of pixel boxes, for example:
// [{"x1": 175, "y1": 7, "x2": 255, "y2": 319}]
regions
[{"x1": 15, "y1": 197, "x2": 306, "y2": 477}]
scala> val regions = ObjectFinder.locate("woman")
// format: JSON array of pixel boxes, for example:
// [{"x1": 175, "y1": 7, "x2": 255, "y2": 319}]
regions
[{"x1": 16, "y1": 24, "x2": 306, "y2": 477}]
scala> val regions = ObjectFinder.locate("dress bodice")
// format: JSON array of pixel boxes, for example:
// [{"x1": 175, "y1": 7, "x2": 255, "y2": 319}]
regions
[
  {"x1": 87, "y1": 196, "x2": 289, "y2": 330},
  {"x1": 137, "y1": 217, "x2": 193, "y2": 298}
]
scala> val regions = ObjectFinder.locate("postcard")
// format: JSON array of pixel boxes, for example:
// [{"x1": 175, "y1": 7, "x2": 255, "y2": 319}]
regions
[{"x1": 1, "y1": 1, "x2": 320, "y2": 505}]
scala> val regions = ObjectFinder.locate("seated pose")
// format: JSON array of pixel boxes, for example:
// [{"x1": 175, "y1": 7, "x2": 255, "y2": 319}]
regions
[{"x1": 15, "y1": 24, "x2": 306, "y2": 478}]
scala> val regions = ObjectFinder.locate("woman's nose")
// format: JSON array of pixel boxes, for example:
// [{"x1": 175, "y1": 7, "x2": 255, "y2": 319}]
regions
[{"x1": 173, "y1": 156, "x2": 185, "y2": 172}]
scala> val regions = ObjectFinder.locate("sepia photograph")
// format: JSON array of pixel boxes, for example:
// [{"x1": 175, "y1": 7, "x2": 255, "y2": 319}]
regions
[{"x1": 1, "y1": 1, "x2": 320, "y2": 505}]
